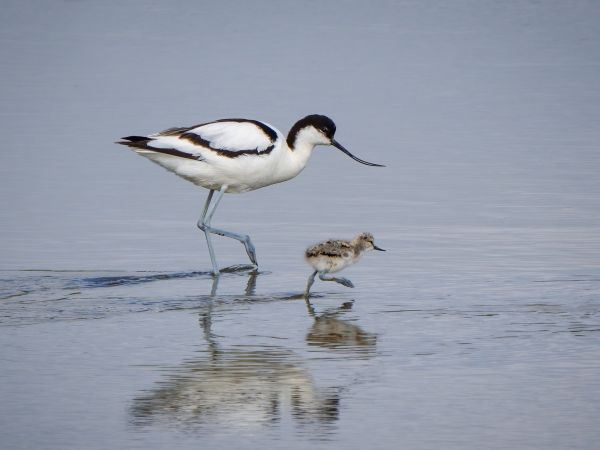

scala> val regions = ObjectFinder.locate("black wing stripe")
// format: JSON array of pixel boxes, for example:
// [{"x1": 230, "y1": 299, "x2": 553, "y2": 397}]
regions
[
  {"x1": 179, "y1": 132, "x2": 275, "y2": 158},
  {"x1": 157, "y1": 119, "x2": 278, "y2": 142},
  {"x1": 155, "y1": 126, "x2": 194, "y2": 137},
  {"x1": 118, "y1": 138, "x2": 202, "y2": 161},
  {"x1": 148, "y1": 147, "x2": 203, "y2": 160},
  {"x1": 121, "y1": 135, "x2": 151, "y2": 142}
]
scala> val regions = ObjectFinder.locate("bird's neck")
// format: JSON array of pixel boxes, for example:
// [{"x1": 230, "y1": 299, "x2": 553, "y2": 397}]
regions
[{"x1": 277, "y1": 140, "x2": 316, "y2": 180}]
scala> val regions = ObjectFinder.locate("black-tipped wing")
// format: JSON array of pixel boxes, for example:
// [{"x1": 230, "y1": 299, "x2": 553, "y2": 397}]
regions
[
  {"x1": 117, "y1": 135, "x2": 203, "y2": 160},
  {"x1": 118, "y1": 119, "x2": 281, "y2": 160}
]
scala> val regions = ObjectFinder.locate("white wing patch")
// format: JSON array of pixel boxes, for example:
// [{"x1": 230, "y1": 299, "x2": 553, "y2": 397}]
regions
[{"x1": 187, "y1": 121, "x2": 276, "y2": 152}]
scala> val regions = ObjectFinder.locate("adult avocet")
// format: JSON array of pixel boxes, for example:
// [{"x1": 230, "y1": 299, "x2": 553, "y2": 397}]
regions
[{"x1": 117, "y1": 114, "x2": 384, "y2": 275}]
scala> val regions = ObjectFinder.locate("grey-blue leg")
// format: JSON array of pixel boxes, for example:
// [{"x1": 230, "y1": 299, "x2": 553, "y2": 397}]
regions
[
  {"x1": 197, "y1": 186, "x2": 258, "y2": 275},
  {"x1": 197, "y1": 190, "x2": 219, "y2": 275},
  {"x1": 204, "y1": 187, "x2": 258, "y2": 267},
  {"x1": 319, "y1": 272, "x2": 354, "y2": 288},
  {"x1": 304, "y1": 270, "x2": 318, "y2": 298}
]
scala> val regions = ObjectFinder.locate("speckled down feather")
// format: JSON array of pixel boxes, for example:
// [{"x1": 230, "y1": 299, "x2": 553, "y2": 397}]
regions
[{"x1": 305, "y1": 239, "x2": 354, "y2": 258}]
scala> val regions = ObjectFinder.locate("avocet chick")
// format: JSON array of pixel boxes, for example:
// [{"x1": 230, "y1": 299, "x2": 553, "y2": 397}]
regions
[{"x1": 304, "y1": 232, "x2": 385, "y2": 297}]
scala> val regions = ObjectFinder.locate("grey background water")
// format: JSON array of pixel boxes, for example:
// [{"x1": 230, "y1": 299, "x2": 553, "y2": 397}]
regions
[{"x1": 1, "y1": 0, "x2": 599, "y2": 449}]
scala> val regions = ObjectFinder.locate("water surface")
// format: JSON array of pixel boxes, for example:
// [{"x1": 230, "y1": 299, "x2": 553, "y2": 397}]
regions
[{"x1": 1, "y1": 1, "x2": 600, "y2": 449}]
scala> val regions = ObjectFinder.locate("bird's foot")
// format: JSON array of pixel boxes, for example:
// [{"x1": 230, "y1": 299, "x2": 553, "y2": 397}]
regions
[
  {"x1": 243, "y1": 237, "x2": 258, "y2": 266},
  {"x1": 318, "y1": 273, "x2": 354, "y2": 288},
  {"x1": 335, "y1": 277, "x2": 354, "y2": 288}
]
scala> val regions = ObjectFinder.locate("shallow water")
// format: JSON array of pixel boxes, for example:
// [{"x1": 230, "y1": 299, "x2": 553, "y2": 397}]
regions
[
  {"x1": 2, "y1": 265, "x2": 599, "y2": 449},
  {"x1": 2, "y1": 1, "x2": 600, "y2": 449}
]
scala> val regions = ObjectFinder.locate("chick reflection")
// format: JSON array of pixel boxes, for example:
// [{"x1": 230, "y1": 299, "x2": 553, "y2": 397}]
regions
[{"x1": 305, "y1": 299, "x2": 377, "y2": 355}]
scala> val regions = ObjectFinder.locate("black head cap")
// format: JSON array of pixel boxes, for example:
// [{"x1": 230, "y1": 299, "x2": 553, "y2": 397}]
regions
[{"x1": 287, "y1": 114, "x2": 336, "y2": 148}]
